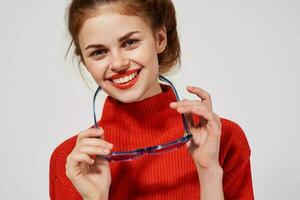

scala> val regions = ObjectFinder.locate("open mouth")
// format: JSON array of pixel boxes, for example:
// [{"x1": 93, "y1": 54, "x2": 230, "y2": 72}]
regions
[
  {"x1": 109, "y1": 69, "x2": 141, "y2": 89},
  {"x1": 110, "y1": 69, "x2": 141, "y2": 84}
]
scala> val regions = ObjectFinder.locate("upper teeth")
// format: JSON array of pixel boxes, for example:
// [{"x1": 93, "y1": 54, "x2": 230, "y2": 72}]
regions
[{"x1": 112, "y1": 72, "x2": 138, "y2": 84}]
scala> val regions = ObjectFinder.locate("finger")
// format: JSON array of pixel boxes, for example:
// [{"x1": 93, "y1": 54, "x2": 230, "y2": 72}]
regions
[
  {"x1": 170, "y1": 99, "x2": 205, "y2": 109},
  {"x1": 186, "y1": 86, "x2": 212, "y2": 109},
  {"x1": 175, "y1": 106, "x2": 214, "y2": 123},
  {"x1": 77, "y1": 145, "x2": 111, "y2": 156},
  {"x1": 77, "y1": 128, "x2": 104, "y2": 143},
  {"x1": 170, "y1": 101, "x2": 207, "y2": 127},
  {"x1": 186, "y1": 86, "x2": 210, "y2": 100},
  {"x1": 66, "y1": 153, "x2": 95, "y2": 180},
  {"x1": 67, "y1": 153, "x2": 94, "y2": 167},
  {"x1": 79, "y1": 138, "x2": 113, "y2": 149}
]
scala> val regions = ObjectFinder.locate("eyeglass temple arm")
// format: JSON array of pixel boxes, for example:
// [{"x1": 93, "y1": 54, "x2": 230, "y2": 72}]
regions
[
  {"x1": 158, "y1": 75, "x2": 191, "y2": 134},
  {"x1": 93, "y1": 86, "x2": 102, "y2": 129}
]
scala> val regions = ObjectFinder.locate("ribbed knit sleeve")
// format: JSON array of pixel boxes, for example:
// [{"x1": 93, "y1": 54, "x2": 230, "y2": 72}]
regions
[
  {"x1": 219, "y1": 118, "x2": 255, "y2": 200},
  {"x1": 49, "y1": 136, "x2": 83, "y2": 200},
  {"x1": 49, "y1": 147, "x2": 57, "y2": 199}
]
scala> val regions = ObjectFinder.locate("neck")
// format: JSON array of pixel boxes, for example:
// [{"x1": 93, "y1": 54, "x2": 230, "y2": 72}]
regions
[{"x1": 137, "y1": 79, "x2": 163, "y2": 102}]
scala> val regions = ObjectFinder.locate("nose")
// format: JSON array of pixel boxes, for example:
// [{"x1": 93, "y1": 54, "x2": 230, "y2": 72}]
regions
[{"x1": 109, "y1": 50, "x2": 130, "y2": 72}]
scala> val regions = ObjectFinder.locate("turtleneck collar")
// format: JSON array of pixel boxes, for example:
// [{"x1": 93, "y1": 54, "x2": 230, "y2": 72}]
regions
[
  {"x1": 98, "y1": 83, "x2": 185, "y2": 151},
  {"x1": 102, "y1": 83, "x2": 177, "y2": 116}
]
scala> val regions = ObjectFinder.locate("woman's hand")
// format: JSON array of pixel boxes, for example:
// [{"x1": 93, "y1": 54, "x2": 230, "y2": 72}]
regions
[
  {"x1": 171, "y1": 86, "x2": 224, "y2": 199},
  {"x1": 170, "y1": 86, "x2": 222, "y2": 171},
  {"x1": 66, "y1": 128, "x2": 113, "y2": 200}
]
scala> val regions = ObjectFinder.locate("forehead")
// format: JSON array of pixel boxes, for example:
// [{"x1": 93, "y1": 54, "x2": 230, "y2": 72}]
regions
[{"x1": 78, "y1": 11, "x2": 152, "y2": 47}]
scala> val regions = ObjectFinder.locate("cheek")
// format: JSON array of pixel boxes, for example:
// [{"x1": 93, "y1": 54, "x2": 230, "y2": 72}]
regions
[
  {"x1": 85, "y1": 61, "x2": 107, "y2": 81},
  {"x1": 129, "y1": 43, "x2": 159, "y2": 68}
]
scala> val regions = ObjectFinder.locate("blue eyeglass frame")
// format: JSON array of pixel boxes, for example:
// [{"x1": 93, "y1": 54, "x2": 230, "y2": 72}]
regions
[{"x1": 93, "y1": 75, "x2": 193, "y2": 162}]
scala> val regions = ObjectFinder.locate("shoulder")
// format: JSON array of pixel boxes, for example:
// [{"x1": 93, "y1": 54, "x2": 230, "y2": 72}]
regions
[
  {"x1": 219, "y1": 117, "x2": 251, "y2": 167},
  {"x1": 220, "y1": 117, "x2": 249, "y2": 143},
  {"x1": 51, "y1": 135, "x2": 78, "y2": 161},
  {"x1": 220, "y1": 117, "x2": 250, "y2": 147},
  {"x1": 49, "y1": 134, "x2": 78, "y2": 178}
]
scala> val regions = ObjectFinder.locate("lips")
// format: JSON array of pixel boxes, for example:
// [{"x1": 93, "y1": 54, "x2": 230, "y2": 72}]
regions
[
  {"x1": 108, "y1": 69, "x2": 140, "y2": 81},
  {"x1": 108, "y1": 69, "x2": 141, "y2": 90}
]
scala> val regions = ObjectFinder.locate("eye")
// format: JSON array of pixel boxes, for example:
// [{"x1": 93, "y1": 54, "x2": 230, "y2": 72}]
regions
[
  {"x1": 90, "y1": 49, "x2": 107, "y2": 58},
  {"x1": 123, "y1": 39, "x2": 140, "y2": 48}
]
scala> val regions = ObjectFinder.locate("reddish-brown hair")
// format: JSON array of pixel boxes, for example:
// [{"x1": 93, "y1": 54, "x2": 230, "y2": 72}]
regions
[{"x1": 65, "y1": 0, "x2": 181, "y2": 74}]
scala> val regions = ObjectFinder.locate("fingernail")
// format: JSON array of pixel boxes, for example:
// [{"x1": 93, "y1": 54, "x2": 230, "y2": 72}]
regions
[
  {"x1": 170, "y1": 102, "x2": 175, "y2": 107},
  {"x1": 108, "y1": 143, "x2": 113, "y2": 149}
]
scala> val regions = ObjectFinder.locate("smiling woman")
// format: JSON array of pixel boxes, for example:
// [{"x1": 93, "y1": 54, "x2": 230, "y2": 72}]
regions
[
  {"x1": 49, "y1": 0, "x2": 254, "y2": 200},
  {"x1": 77, "y1": 11, "x2": 167, "y2": 103}
]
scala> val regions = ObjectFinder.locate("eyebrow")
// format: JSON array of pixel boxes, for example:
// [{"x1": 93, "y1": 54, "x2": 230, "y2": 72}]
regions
[{"x1": 84, "y1": 31, "x2": 140, "y2": 50}]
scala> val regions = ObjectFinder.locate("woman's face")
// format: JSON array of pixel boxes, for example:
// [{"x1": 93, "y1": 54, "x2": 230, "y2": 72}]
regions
[{"x1": 78, "y1": 9, "x2": 167, "y2": 103}]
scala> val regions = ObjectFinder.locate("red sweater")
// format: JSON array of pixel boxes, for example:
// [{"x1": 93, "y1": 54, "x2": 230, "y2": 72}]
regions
[{"x1": 50, "y1": 84, "x2": 254, "y2": 199}]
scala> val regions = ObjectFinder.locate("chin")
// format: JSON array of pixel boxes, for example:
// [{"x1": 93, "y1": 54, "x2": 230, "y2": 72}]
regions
[{"x1": 112, "y1": 92, "x2": 145, "y2": 104}]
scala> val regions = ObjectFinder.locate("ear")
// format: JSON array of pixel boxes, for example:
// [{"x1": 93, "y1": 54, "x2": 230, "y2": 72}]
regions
[{"x1": 155, "y1": 26, "x2": 167, "y2": 54}]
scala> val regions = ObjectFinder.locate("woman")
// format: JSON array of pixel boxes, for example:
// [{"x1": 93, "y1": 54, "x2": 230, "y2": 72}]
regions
[{"x1": 49, "y1": 0, "x2": 254, "y2": 199}]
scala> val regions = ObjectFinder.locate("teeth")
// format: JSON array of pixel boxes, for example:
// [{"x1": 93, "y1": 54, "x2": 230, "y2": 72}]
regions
[{"x1": 112, "y1": 72, "x2": 138, "y2": 84}]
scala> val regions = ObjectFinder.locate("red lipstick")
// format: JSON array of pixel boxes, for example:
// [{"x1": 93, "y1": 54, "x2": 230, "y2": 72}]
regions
[{"x1": 109, "y1": 69, "x2": 141, "y2": 90}]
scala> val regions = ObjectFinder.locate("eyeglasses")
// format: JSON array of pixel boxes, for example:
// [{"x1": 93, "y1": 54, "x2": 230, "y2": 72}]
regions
[{"x1": 93, "y1": 75, "x2": 193, "y2": 162}]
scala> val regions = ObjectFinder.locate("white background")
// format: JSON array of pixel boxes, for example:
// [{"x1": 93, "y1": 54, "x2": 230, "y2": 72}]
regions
[{"x1": 0, "y1": 0, "x2": 299, "y2": 199}]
